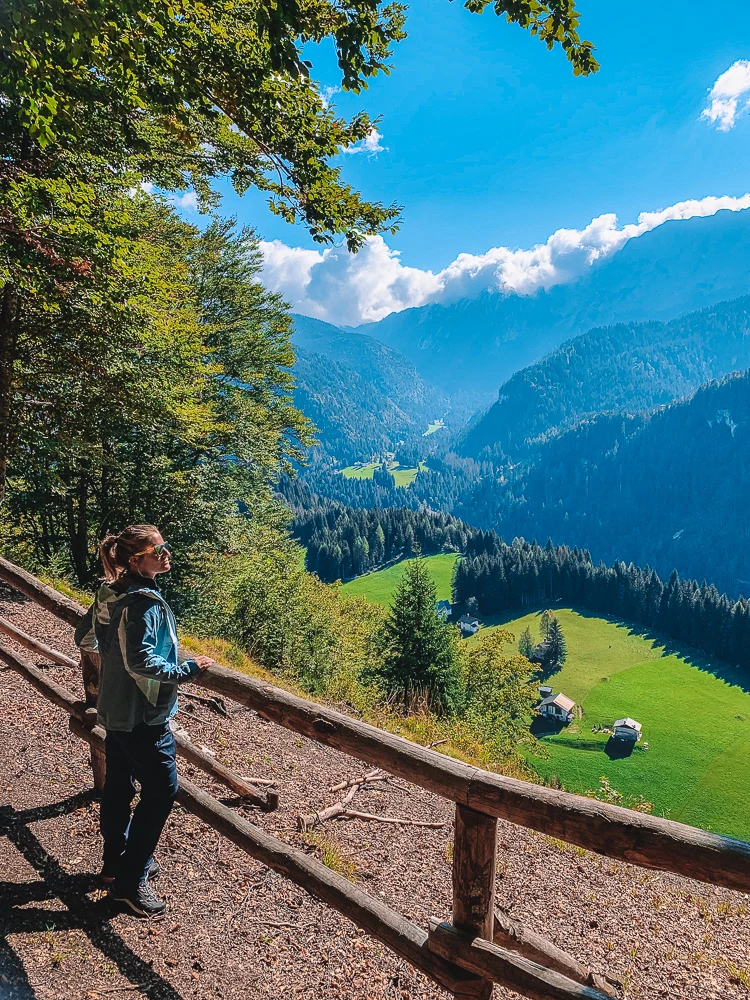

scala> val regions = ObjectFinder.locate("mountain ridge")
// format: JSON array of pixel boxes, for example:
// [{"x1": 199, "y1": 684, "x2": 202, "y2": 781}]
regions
[
  {"x1": 356, "y1": 208, "x2": 750, "y2": 393},
  {"x1": 459, "y1": 295, "x2": 750, "y2": 458}
]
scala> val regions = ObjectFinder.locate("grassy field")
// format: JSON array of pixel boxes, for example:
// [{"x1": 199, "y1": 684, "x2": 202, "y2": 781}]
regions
[
  {"x1": 340, "y1": 461, "x2": 426, "y2": 487},
  {"x1": 489, "y1": 608, "x2": 750, "y2": 839},
  {"x1": 342, "y1": 553, "x2": 750, "y2": 838},
  {"x1": 341, "y1": 462, "x2": 379, "y2": 480},
  {"x1": 340, "y1": 552, "x2": 459, "y2": 606}
]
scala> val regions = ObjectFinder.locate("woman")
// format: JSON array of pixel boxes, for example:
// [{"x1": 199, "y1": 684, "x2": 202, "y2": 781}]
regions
[{"x1": 75, "y1": 525, "x2": 213, "y2": 916}]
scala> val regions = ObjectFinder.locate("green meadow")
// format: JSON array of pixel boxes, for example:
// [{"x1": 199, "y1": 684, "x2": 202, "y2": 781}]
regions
[
  {"x1": 478, "y1": 607, "x2": 750, "y2": 840},
  {"x1": 342, "y1": 556, "x2": 750, "y2": 839},
  {"x1": 340, "y1": 552, "x2": 459, "y2": 606},
  {"x1": 340, "y1": 461, "x2": 426, "y2": 487},
  {"x1": 341, "y1": 462, "x2": 380, "y2": 480}
]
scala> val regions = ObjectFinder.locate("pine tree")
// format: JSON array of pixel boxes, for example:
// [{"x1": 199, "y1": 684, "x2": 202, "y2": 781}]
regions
[
  {"x1": 546, "y1": 617, "x2": 568, "y2": 667},
  {"x1": 377, "y1": 554, "x2": 463, "y2": 716},
  {"x1": 518, "y1": 626, "x2": 534, "y2": 659}
]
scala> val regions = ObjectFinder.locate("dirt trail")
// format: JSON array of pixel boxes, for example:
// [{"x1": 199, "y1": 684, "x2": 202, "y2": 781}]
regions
[{"x1": 1, "y1": 585, "x2": 748, "y2": 1000}]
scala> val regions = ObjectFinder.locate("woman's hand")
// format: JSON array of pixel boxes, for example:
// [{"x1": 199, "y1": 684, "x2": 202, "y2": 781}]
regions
[{"x1": 193, "y1": 655, "x2": 215, "y2": 672}]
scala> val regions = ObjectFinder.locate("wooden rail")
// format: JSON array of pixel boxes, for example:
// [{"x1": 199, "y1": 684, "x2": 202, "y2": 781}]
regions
[
  {"x1": 2, "y1": 559, "x2": 744, "y2": 893},
  {"x1": 1, "y1": 554, "x2": 749, "y2": 1000},
  {"x1": 0, "y1": 626, "x2": 276, "y2": 811},
  {"x1": 192, "y1": 663, "x2": 750, "y2": 893}
]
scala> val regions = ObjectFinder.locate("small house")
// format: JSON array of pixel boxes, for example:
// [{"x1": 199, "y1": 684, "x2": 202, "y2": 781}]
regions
[
  {"x1": 613, "y1": 718, "x2": 642, "y2": 742},
  {"x1": 536, "y1": 691, "x2": 576, "y2": 724},
  {"x1": 436, "y1": 600, "x2": 452, "y2": 620},
  {"x1": 457, "y1": 614, "x2": 481, "y2": 636}
]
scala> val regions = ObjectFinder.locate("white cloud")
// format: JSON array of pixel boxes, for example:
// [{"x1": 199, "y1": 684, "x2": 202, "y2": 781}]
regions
[
  {"x1": 320, "y1": 85, "x2": 340, "y2": 108},
  {"x1": 701, "y1": 60, "x2": 750, "y2": 131},
  {"x1": 169, "y1": 190, "x2": 199, "y2": 212},
  {"x1": 340, "y1": 127, "x2": 386, "y2": 156},
  {"x1": 260, "y1": 194, "x2": 750, "y2": 327}
]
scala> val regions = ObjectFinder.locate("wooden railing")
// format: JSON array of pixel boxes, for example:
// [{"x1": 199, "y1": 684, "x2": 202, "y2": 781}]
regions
[{"x1": 2, "y1": 554, "x2": 750, "y2": 1000}]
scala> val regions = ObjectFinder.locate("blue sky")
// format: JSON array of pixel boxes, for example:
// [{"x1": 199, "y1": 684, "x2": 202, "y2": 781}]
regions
[{"x1": 209, "y1": 0, "x2": 750, "y2": 324}]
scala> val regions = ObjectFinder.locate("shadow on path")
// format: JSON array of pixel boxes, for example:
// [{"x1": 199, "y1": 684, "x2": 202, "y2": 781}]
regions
[{"x1": 0, "y1": 792, "x2": 186, "y2": 1000}]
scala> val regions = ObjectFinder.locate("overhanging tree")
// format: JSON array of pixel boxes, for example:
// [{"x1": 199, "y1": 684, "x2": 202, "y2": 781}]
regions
[
  {"x1": 0, "y1": 0, "x2": 597, "y2": 520},
  {"x1": 3, "y1": 201, "x2": 312, "y2": 583}
]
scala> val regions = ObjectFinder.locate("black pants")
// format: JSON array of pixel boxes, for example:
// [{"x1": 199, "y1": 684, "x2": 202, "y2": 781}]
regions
[{"x1": 100, "y1": 721, "x2": 178, "y2": 886}]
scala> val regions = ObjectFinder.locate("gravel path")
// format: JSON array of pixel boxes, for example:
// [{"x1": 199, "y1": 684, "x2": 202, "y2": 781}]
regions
[{"x1": 1, "y1": 586, "x2": 748, "y2": 1000}]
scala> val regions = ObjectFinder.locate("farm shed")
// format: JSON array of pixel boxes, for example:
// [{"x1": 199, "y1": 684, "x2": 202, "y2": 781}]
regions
[
  {"x1": 436, "y1": 600, "x2": 452, "y2": 620},
  {"x1": 614, "y1": 717, "x2": 642, "y2": 741}
]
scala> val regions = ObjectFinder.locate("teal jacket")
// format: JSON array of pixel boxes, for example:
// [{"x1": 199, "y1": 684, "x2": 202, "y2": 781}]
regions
[{"x1": 74, "y1": 573, "x2": 200, "y2": 731}]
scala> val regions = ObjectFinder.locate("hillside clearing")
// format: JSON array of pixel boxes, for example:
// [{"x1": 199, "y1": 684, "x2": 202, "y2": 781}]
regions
[
  {"x1": 343, "y1": 561, "x2": 750, "y2": 840},
  {"x1": 485, "y1": 608, "x2": 750, "y2": 840},
  {"x1": 341, "y1": 461, "x2": 380, "y2": 479},
  {"x1": 340, "y1": 552, "x2": 459, "y2": 606},
  {"x1": 340, "y1": 461, "x2": 426, "y2": 487}
]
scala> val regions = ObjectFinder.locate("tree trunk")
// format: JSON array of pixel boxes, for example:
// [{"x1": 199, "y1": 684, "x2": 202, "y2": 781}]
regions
[{"x1": 0, "y1": 283, "x2": 20, "y2": 503}]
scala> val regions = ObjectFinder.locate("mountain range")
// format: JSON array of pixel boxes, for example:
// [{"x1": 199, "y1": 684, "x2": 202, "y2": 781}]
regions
[
  {"x1": 473, "y1": 370, "x2": 750, "y2": 597},
  {"x1": 290, "y1": 208, "x2": 750, "y2": 596},
  {"x1": 358, "y1": 207, "x2": 750, "y2": 394},
  {"x1": 291, "y1": 314, "x2": 484, "y2": 461},
  {"x1": 460, "y1": 295, "x2": 750, "y2": 458}
]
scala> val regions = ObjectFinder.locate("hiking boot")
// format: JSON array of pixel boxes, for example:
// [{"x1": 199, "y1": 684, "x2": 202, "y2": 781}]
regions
[
  {"x1": 109, "y1": 879, "x2": 166, "y2": 917},
  {"x1": 101, "y1": 857, "x2": 160, "y2": 886}
]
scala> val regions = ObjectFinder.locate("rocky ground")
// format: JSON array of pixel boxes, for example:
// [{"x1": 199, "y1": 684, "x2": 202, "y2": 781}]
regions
[{"x1": 0, "y1": 583, "x2": 748, "y2": 1000}]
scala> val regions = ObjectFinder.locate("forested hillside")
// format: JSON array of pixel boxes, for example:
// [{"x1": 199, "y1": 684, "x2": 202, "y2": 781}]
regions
[
  {"x1": 461, "y1": 296, "x2": 750, "y2": 458},
  {"x1": 292, "y1": 315, "x2": 488, "y2": 461},
  {"x1": 467, "y1": 371, "x2": 750, "y2": 596},
  {"x1": 454, "y1": 535, "x2": 750, "y2": 671},
  {"x1": 286, "y1": 483, "x2": 478, "y2": 581},
  {"x1": 359, "y1": 208, "x2": 750, "y2": 393}
]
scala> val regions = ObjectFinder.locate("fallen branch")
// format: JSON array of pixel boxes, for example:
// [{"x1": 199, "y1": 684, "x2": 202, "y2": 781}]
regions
[
  {"x1": 246, "y1": 920, "x2": 319, "y2": 930},
  {"x1": 298, "y1": 784, "x2": 358, "y2": 832},
  {"x1": 329, "y1": 768, "x2": 385, "y2": 794},
  {"x1": 180, "y1": 690, "x2": 228, "y2": 717},
  {"x1": 338, "y1": 809, "x2": 447, "y2": 829},
  {"x1": 89, "y1": 986, "x2": 149, "y2": 995}
]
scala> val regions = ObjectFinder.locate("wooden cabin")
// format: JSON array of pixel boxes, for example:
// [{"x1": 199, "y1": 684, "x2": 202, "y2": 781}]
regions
[{"x1": 536, "y1": 691, "x2": 576, "y2": 724}]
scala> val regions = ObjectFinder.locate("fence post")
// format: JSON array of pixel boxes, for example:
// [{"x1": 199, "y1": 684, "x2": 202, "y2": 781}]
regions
[
  {"x1": 452, "y1": 803, "x2": 497, "y2": 999},
  {"x1": 80, "y1": 648, "x2": 105, "y2": 793}
]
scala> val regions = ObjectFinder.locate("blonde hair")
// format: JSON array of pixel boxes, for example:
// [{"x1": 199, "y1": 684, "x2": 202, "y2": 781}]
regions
[{"x1": 99, "y1": 525, "x2": 160, "y2": 582}]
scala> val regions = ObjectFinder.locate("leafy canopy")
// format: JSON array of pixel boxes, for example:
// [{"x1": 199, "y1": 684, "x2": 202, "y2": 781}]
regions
[
  {"x1": 1, "y1": 0, "x2": 597, "y2": 249},
  {"x1": 2, "y1": 198, "x2": 312, "y2": 582}
]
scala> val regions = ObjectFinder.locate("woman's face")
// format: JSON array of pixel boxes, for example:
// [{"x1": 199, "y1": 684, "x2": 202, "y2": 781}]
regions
[{"x1": 131, "y1": 531, "x2": 172, "y2": 578}]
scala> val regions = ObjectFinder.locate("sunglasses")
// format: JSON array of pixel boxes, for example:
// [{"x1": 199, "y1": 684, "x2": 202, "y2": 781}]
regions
[{"x1": 134, "y1": 541, "x2": 172, "y2": 558}]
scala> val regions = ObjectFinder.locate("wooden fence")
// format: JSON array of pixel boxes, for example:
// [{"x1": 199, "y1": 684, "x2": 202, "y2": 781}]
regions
[{"x1": 1, "y1": 554, "x2": 749, "y2": 1000}]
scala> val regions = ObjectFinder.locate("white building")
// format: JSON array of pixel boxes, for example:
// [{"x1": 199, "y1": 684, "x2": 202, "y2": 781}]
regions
[
  {"x1": 457, "y1": 614, "x2": 480, "y2": 636},
  {"x1": 613, "y1": 718, "x2": 642, "y2": 742}
]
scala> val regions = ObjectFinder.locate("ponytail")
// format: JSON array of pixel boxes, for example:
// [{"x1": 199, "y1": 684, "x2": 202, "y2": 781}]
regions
[
  {"x1": 99, "y1": 524, "x2": 159, "y2": 582},
  {"x1": 99, "y1": 535, "x2": 120, "y2": 582}
]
